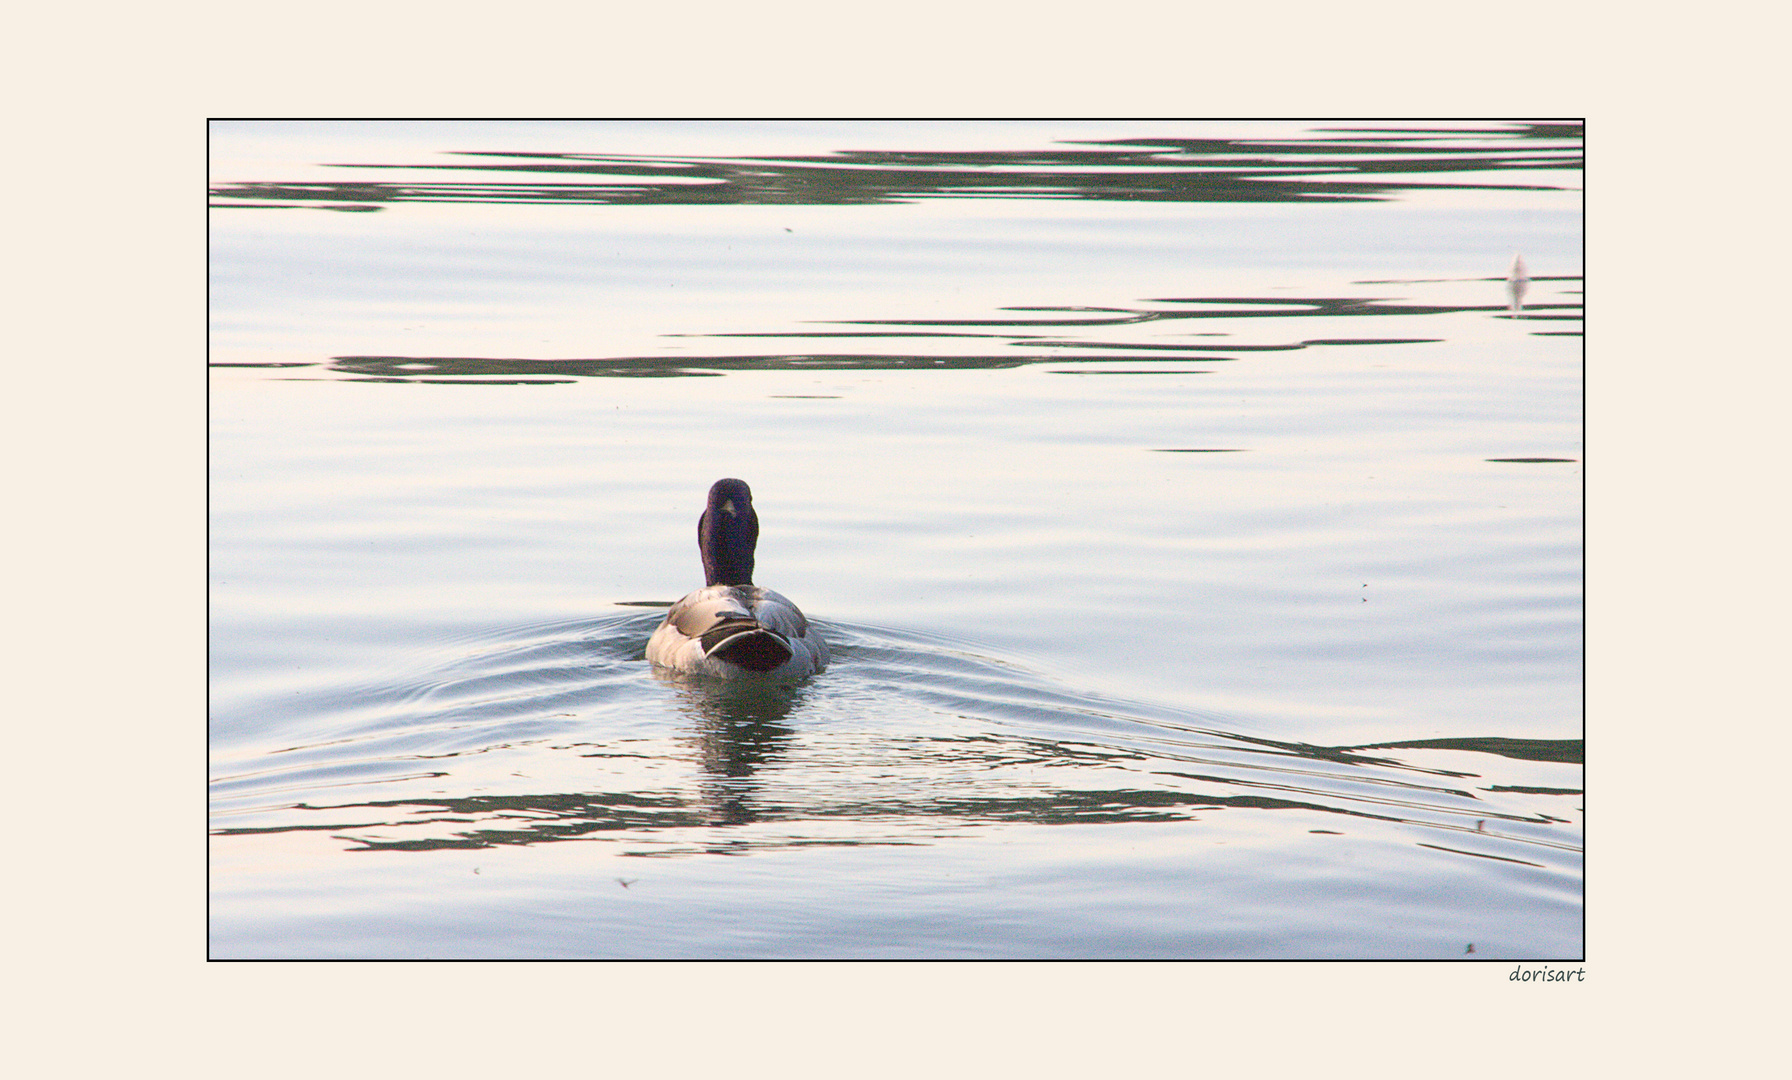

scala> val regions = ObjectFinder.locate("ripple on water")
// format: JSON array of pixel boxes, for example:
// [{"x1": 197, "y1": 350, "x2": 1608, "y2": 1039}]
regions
[{"x1": 210, "y1": 612, "x2": 1581, "y2": 884}]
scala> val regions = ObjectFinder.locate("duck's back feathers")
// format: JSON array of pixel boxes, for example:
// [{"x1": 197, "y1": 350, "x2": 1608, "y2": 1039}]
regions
[{"x1": 646, "y1": 585, "x2": 829, "y2": 679}]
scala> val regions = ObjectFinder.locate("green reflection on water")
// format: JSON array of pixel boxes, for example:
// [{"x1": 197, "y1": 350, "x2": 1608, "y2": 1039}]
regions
[
  {"x1": 304, "y1": 287, "x2": 1581, "y2": 383},
  {"x1": 210, "y1": 123, "x2": 1583, "y2": 211}
]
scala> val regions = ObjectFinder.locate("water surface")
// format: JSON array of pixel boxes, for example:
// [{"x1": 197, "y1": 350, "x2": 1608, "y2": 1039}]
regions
[{"x1": 210, "y1": 120, "x2": 1582, "y2": 958}]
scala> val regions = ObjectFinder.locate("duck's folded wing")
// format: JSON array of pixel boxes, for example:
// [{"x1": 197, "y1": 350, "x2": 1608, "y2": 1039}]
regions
[
  {"x1": 665, "y1": 592, "x2": 754, "y2": 639},
  {"x1": 748, "y1": 589, "x2": 811, "y2": 638}
]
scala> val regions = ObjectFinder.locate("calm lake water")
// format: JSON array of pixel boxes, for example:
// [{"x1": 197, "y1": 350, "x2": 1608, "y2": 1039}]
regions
[{"x1": 209, "y1": 120, "x2": 1582, "y2": 959}]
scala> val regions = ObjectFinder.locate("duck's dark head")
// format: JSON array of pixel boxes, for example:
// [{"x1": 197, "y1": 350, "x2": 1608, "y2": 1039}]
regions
[{"x1": 699, "y1": 478, "x2": 758, "y2": 586}]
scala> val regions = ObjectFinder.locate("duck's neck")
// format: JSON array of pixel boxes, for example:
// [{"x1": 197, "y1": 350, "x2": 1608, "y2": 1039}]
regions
[{"x1": 700, "y1": 501, "x2": 758, "y2": 587}]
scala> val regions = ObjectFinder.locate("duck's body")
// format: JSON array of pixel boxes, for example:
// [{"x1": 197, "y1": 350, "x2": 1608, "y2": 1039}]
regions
[{"x1": 645, "y1": 479, "x2": 828, "y2": 680}]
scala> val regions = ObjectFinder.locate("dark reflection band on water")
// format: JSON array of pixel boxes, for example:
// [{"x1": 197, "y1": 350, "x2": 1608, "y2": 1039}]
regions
[
  {"x1": 210, "y1": 122, "x2": 1582, "y2": 212},
  {"x1": 258, "y1": 288, "x2": 1579, "y2": 382},
  {"x1": 210, "y1": 616, "x2": 1581, "y2": 867},
  {"x1": 211, "y1": 122, "x2": 1583, "y2": 384}
]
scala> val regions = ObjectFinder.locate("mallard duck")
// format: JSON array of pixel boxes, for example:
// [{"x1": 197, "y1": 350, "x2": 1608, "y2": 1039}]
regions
[{"x1": 645, "y1": 478, "x2": 830, "y2": 679}]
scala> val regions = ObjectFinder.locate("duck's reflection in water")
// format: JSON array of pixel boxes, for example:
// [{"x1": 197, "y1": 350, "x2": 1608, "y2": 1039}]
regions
[{"x1": 656, "y1": 669, "x2": 803, "y2": 827}]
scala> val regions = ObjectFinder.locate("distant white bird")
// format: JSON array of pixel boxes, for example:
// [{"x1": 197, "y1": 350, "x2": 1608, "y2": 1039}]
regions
[
  {"x1": 645, "y1": 478, "x2": 829, "y2": 679},
  {"x1": 1507, "y1": 253, "x2": 1530, "y2": 314}
]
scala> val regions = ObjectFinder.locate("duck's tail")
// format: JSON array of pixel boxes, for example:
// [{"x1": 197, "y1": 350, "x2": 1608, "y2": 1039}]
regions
[{"x1": 699, "y1": 617, "x2": 795, "y2": 673}]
